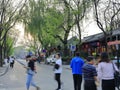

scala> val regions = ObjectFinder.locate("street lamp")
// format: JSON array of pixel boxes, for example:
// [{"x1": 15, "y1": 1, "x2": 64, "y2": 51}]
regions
[{"x1": 116, "y1": 44, "x2": 119, "y2": 68}]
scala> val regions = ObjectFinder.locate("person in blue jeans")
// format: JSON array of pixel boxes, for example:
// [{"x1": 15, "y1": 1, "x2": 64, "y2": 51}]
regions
[
  {"x1": 70, "y1": 52, "x2": 84, "y2": 90},
  {"x1": 25, "y1": 55, "x2": 40, "y2": 90}
]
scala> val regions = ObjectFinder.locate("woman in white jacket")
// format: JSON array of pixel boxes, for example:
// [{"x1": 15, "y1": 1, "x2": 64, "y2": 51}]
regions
[
  {"x1": 54, "y1": 53, "x2": 62, "y2": 90},
  {"x1": 98, "y1": 52, "x2": 118, "y2": 90}
]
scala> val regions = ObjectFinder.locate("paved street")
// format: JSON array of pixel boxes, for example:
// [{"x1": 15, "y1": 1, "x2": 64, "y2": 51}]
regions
[{"x1": 0, "y1": 59, "x2": 101, "y2": 90}]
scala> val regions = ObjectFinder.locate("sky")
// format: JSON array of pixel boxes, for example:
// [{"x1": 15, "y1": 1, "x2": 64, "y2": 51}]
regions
[
  {"x1": 83, "y1": 21, "x2": 102, "y2": 37},
  {"x1": 82, "y1": 8, "x2": 102, "y2": 37},
  {"x1": 15, "y1": 23, "x2": 25, "y2": 46},
  {"x1": 69, "y1": 17, "x2": 102, "y2": 39}
]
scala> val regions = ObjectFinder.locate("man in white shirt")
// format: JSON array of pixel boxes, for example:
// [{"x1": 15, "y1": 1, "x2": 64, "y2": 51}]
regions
[{"x1": 4, "y1": 57, "x2": 8, "y2": 65}]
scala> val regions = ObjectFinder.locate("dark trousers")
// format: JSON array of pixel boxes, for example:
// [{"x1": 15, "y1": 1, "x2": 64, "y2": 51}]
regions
[
  {"x1": 55, "y1": 73, "x2": 61, "y2": 89},
  {"x1": 102, "y1": 79, "x2": 115, "y2": 90},
  {"x1": 73, "y1": 74, "x2": 82, "y2": 90},
  {"x1": 84, "y1": 80, "x2": 97, "y2": 90},
  {"x1": 10, "y1": 62, "x2": 14, "y2": 68}
]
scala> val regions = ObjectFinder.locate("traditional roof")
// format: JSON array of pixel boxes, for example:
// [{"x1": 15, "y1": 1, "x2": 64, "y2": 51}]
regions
[
  {"x1": 68, "y1": 36, "x2": 79, "y2": 45},
  {"x1": 112, "y1": 28, "x2": 120, "y2": 36},
  {"x1": 82, "y1": 33, "x2": 104, "y2": 43},
  {"x1": 82, "y1": 28, "x2": 120, "y2": 43}
]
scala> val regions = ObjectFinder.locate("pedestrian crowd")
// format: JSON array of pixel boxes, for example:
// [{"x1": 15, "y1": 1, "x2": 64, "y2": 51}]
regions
[
  {"x1": 24, "y1": 53, "x2": 63, "y2": 90},
  {"x1": 70, "y1": 52, "x2": 119, "y2": 90},
  {"x1": 4, "y1": 56, "x2": 15, "y2": 68},
  {"x1": 9, "y1": 51, "x2": 119, "y2": 90},
  {"x1": 23, "y1": 52, "x2": 119, "y2": 90}
]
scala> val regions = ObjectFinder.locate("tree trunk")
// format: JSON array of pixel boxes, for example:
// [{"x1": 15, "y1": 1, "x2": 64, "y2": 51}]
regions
[
  {"x1": 3, "y1": 36, "x2": 7, "y2": 58},
  {"x1": 63, "y1": 42, "x2": 67, "y2": 57},
  {"x1": 0, "y1": 45, "x2": 3, "y2": 67}
]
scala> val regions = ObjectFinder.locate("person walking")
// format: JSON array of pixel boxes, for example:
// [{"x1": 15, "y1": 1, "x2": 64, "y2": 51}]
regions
[
  {"x1": 25, "y1": 55, "x2": 40, "y2": 90},
  {"x1": 4, "y1": 57, "x2": 8, "y2": 65},
  {"x1": 70, "y1": 52, "x2": 84, "y2": 90},
  {"x1": 95, "y1": 54, "x2": 101, "y2": 65},
  {"x1": 10, "y1": 56, "x2": 15, "y2": 68},
  {"x1": 98, "y1": 52, "x2": 118, "y2": 90},
  {"x1": 82, "y1": 56, "x2": 98, "y2": 90},
  {"x1": 7, "y1": 56, "x2": 10, "y2": 63},
  {"x1": 54, "y1": 53, "x2": 62, "y2": 90}
]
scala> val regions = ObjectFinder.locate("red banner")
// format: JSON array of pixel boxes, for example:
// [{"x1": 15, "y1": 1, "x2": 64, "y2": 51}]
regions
[{"x1": 107, "y1": 40, "x2": 120, "y2": 45}]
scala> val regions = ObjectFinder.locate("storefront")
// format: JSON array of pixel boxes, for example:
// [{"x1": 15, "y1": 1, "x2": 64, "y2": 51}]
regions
[
  {"x1": 81, "y1": 28, "x2": 120, "y2": 56},
  {"x1": 82, "y1": 32, "x2": 105, "y2": 56}
]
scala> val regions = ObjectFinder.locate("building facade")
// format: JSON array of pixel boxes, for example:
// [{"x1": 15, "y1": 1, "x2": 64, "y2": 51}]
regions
[{"x1": 82, "y1": 28, "x2": 120, "y2": 57}]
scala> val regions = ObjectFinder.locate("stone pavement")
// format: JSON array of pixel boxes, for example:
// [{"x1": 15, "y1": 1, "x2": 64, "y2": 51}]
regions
[
  {"x1": 0, "y1": 61, "x2": 30, "y2": 90},
  {"x1": 0, "y1": 64, "x2": 9, "y2": 77},
  {"x1": 0, "y1": 60, "x2": 103, "y2": 90}
]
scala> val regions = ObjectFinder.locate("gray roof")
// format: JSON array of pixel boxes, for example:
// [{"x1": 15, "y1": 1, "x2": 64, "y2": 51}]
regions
[
  {"x1": 82, "y1": 33, "x2": 104, "y2": 43},
  {"x1": 68, "y1": 36, "x2": 78, "y2": 45},
  {"x1": 112, "y1": 28, "x2": 120, "y2": 36},
  {"x1": 82, "y1": 28, "x2": 120, "y2": 43}
]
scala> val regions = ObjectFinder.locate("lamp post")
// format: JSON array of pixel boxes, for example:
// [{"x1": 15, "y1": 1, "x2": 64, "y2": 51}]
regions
[{"x1": 116, "y1": 44, "x2": 119, "y2": 68}]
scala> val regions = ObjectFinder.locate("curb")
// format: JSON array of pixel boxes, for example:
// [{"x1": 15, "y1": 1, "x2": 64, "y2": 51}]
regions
[{"x1": 0, "y1": 64, "x2": 9, "y2": 77}]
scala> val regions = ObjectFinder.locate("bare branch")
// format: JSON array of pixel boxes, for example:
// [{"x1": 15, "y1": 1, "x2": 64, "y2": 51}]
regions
[
  {"x1": 93, "y1": 0, "x2": 106, "y2": 34},
  {"x1": 110, "y1": 6, "x2": 120, "y2": 30},
  {"x1": 0, "y1": 0, "x2": 27, "y2": 41},
  {"x1": 104, "y1": 0, "x2": 111, "y2": 31}
]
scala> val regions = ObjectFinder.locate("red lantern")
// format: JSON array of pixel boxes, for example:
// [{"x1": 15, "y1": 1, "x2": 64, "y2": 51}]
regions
[
  {"x1": 86, "y1": 44, "x2": 88, "y2": 48},
  {"x1": 97, "y1": 42, "x2": 100, "y2": 46}
]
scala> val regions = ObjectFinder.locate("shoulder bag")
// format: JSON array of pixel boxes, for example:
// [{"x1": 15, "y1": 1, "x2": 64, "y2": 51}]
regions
[{"x1": 112, "y1": 62, "x2": 120, "y2": 90}]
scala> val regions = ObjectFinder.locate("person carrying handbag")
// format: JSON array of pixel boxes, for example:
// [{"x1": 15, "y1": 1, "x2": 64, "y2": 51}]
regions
[
  {"x1": 54, "y1": 53, "x2": 62, "y2": 90},
  {"x1": 98, "y1": 52, "x2": 119, "y2": 90},
  {"x1": 112, "y1": 61, "x2": 120, "y2": 90}
]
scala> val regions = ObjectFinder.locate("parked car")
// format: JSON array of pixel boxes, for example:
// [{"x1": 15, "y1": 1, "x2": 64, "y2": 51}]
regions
[
  {"x1": 46, "y1": 54, "x2": 56, "y2": 64},
  {"x1": 112, "y1": 56, "x2": 120, "y2": 64},
  {"x1": 112, "y1": 59, "x2": 120, "y2": 64}
]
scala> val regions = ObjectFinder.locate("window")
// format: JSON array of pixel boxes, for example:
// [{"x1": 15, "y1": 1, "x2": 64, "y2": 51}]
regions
[
  {"x1": 112, "y1": 36, "x2": 116, "y2": 41},
  {"x1": 118, "y1": 35, "x2": 120, "y2": 40}
]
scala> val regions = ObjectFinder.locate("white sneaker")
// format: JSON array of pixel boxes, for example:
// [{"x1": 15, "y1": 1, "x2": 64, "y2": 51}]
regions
[
  {"x1": 56, "y1": 88, "x2": 62, "y2": 90},
  {"x1": 36, "y1": 86, "x2": 40, "y2": 90}
]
